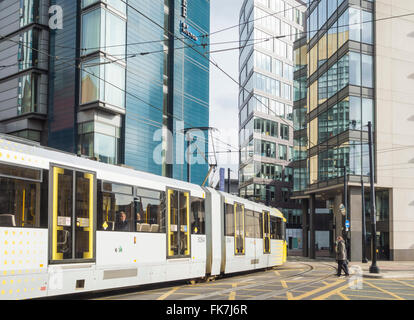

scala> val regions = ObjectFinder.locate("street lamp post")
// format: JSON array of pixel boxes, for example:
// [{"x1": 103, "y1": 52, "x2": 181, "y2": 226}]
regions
[
  {"x1": 343, "y1": 165, "x2": 350, "y2": 259},
  {"x1": 368, "y1": 121, "x2": 380, "y2": 273},
  {"x1": 361, "y1": 178, "x2": 368, "y2": 263}
]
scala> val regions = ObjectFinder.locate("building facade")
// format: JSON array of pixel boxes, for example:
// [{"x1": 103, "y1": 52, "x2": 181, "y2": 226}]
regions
[
  {"x1": 237, "y1": 0, "x2": 306, "y2": 249},
  {"x1": 0, "y1": 0, "x2": 210, "y2": 185},
  {"x1": 293, "y1": 0, "x2": 414, "y2": 261}
]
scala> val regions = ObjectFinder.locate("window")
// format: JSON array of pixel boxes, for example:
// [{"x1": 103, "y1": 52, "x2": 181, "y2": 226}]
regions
[
  {"x1": 275, "y1": 165, "x2": 283, "y2": 181},
  {"x1": 18, "y1": 29, "x2": 39, "y2": 71},
  {"x1": 349, "y1": 96, "x2": 362, "y2": 130},
  {"x1": 318, "y1": 34, "x2": 327, "y2": 67},
  {"x1": 362, "y1": 10, "x2": 373, "y2": 44},
  {"x1": 255, "y1": 51, "x2": 272, "y2": 73},
  {"x1": 318, "y1": 0, "x2": 327, "y2": 28},
  {"x1": 17, "y1": 73, "x2": 38, "y2": 115},
  {"x1": 328, "y1": 22, "x2": 338, "y2": 58},
  {"x1": 224, "y1": 203, "x2": 234, "y2": 236},
  {"x1": 135, "y1": 188, "x2": 166, "y2": 233},
  {"x1": 270, "y1": 216, "x2": 284, "y2": 240},
  {"x1": 362, "y1": 54, "x2": 373, "y2": 88},
  {"x1": 80, "y1": 57, "x2": 125, "y2": 108},
  {"x1": 254, "y1": 118, "x2": 278, "y2": 138},
  {"x1": 245, "y1": 210, "x2": 261, "y2": 238},
  {"x1": 275, "y1": 101, "x2": 284, "y2": 118},
  {"x1": 286, "y1": 105, "x2": 293, "y2": 121},
  {"x1": 190, "y1": 197, "x2": 205, "y2": 234},
  {"x1": 78, "y1": 121, "x2": 120, "y2": 165},
  {"x1": 338, "y1": 11, "x2": 348, "y2": 48},
  {"x1": 81, "y1": 7, "x2": 126, "y2": 56},
  {"x1": 260, "y1": 141, "x2": 276, "y2": 158},
  {"x1": 99, "y1": 181, "x2": 134, "y2": 232},
  {"x1": 279, "y1": 144, "x2": 287, "y2": 160},
  {"x1": 11, "y1": 130, "x2": 41, "y2": 142},
  {"x1": 349, "y1": 7, "x2": 361, "y2": 42},
  {"x1": 327, "y1": 0, "x2": 337, "y2": 20},
  {"x1": 281, "y1": 187, "x2": 290, "y2": 202},
  {"x1": 284, "y1": 167, "x2": 293, "y2": 183},
  {"x1": 19, "y1": 0, "x2": 39, "y2": 27},
  {"x1": 362, "y1": 98, "x2": 374, "y2": 132},
  {"x1": 280, "y1": 124, "x2": 289, "y2": 140},
  {"x1": 327, "y1": 62, "x2": 338, "y2": 98},
  {"x1": 0, "y1": 164, "x2": 43, "y2": 228}
]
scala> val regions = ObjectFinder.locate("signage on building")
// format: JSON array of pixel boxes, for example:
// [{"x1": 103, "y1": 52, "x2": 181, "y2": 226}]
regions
[
  {"x1": 179, "y1": 0, "x2": 201, "y2": 45},
  {"x1": 180, "y1": 22, "x2": 200, "y2": 44},
  {"x1": 182, "y1": 0, "x2": 188, "y2": 18}
]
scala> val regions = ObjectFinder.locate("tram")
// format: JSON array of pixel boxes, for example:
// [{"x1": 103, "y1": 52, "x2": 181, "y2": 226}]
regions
[{"x1": 0, "y1": 134, "x2": 287, "y2": 299}]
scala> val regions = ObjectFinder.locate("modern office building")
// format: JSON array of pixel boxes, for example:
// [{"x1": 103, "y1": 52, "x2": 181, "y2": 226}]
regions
[
  {"x1": 237, "y1": 0, "x2": 306, "y2": 249},
  {"x1": 0, "y1": 0, "x2": 210, "y2": 185},
  {"x1": 292, "y1": 0, "x2": 414, "y2": 261}
]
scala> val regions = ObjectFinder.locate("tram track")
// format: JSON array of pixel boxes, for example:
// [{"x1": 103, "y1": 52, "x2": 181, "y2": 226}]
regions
[
  {"x1": 183, "y1": 262, "x2": 337, "y2": 300},
  {"x1": 87, "y1": 261, "x2": 339, "y2": 300},
  {"x1": 246, "y1": 262, "x2": 340, "y2": 300}
]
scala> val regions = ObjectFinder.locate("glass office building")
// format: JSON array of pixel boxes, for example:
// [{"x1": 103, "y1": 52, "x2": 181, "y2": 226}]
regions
[
  {"x1": 0, "y1": 0, "x2": 210, "y2": 185},
  {"x1": 238, "y1": 0, "x2": 306, "y2": 249},
  {"x1": 293, "y1": 0, "x2": 414, "y2": 261}
]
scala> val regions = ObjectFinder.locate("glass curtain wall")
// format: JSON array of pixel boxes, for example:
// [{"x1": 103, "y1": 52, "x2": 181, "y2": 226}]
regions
[
  {"x1": 78, "y1": 1, "x2": 126, "y2": 164},
  {"x1": 304, "y1": 1, "x2": 374, "y2": 184}
]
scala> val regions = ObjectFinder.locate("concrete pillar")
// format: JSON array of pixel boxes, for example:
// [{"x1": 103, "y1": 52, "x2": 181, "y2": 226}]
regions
[
  {"x1": 309, "y1": 194, "x2": 316, "y2": 259},
  {"x1": 350, "y1": 187, "x2": 363, "y2": 262},
  {"x1": 302, "y1": 199, "x2": 309, "y2": 258}
]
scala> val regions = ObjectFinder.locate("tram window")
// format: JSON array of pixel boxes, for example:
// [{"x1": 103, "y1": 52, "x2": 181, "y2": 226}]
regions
[
  {"x1": 255, "y1": 211, "x2": 263, "y2": 239},
  {"x1": 245, "y1": 210, "x2": 256, "y2": 238},
  {"x1": 75, "y1": 172, "x2": 91, "y2": 257},
  {"x1": 102, "y1": 182, "x2": 133, "y2": 195},
  {"x1": 0, "y1": 163, "x2": 41, "y2": 181},
  {"x1": 190, "y1": 197, "x2": 205, "y2": 234},
  {"x1": 0, "y1": 177, "x2": 41, "y2": 228},
  {"x1": 278, "y1": 218, "x2": 285, "y2": 240},
  {"x1": 270, "y1": 216, "x2": 284, "y2": 240},
  {"x1": 224, "y1": 203, "x2": 234, "y2": 236},
  {"x1": 135, "y1": 190, "x2": 166, "y2": 233},
  {"x1": 56, "y1": 168, "x2": 74, "y2": 258},
  {"x1": 270, "y1": 217, "x2": 277, "y2": 239},
  {"x1": 100, "y1": 192, "x2": 134, "y2": 232}
]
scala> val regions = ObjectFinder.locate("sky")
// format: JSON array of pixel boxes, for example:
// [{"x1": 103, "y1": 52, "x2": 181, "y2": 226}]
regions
[{"x1": 209, "y1": 0, "x2": 242, "y2": 186}]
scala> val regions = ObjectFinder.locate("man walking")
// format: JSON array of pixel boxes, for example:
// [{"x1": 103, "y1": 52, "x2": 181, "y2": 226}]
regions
[{"x1": 335, "y1": 236, "x2": 349, "y2": 277}]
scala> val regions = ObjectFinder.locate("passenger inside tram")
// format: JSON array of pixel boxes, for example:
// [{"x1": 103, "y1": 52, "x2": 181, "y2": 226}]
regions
[{"x1": 115, "y1": 211, "x2": 129, "y2": 231}]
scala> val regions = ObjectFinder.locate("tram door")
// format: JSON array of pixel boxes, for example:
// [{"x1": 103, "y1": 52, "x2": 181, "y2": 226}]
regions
[
  {"x1": 234, "y1": 203, "x2": 245, "y2": 255},
  {"x1": 263, "y1": 211, "x2": 271, "y2": 254},
  {"x1": 50, "y1": 166, "x2": 95, "y2": 262},
  {"x1": 167, "y1": 189, "x2": 190, "y2": 258}
]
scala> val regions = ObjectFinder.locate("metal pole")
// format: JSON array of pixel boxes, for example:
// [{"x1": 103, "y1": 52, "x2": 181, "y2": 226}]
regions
[
  {"x1": 344, "y1": 165, "x2": 350, "y2": 258},
  {"x1": 187, "y1": 132, "x2": 191, "y2": 183},
  {"x1": 227, "y1": 168, "x2": 231, "y2": 194},
  {"x1": 368, "y1": 121, "x2": 380, "y2": 273},
  {"x1": 265, "y1": 185, "x2": 270, "y2": 206},
  {"x1": 361, "y1": 178, "x2": 368, "y2": 263}
]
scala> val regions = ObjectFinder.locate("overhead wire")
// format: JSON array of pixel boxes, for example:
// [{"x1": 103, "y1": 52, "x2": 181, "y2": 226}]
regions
[{"x1": 2, "y1": 6, "x2": 414, "y2": 164}]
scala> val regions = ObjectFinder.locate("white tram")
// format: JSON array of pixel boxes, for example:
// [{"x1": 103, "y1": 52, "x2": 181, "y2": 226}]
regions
[{"x1": 0, "y1": 134, "x2": 287, "y2": 299}]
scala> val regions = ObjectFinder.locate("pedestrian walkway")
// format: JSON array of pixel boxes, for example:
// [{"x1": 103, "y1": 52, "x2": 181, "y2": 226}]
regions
[{"x1": 288, "y1": 256, "x2": 414, "y2": 279}]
